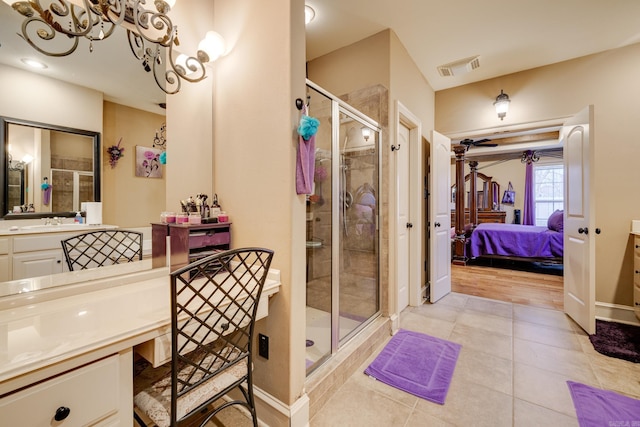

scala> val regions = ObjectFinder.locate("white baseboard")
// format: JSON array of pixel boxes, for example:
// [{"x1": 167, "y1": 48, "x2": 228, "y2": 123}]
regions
[
  {"x1": 253, "y1": 386, "x2": 309, "y2": 427},
  {"x1": 595, "y1": 301, "x2": 640, "y2": 326},
  {"x1": 389, "y1": 313, "x2": 399, "y2": 334}
]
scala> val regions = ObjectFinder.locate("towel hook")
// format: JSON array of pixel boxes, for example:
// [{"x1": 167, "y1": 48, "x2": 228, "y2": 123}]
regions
[{"x1": 295, "y1": 95, "x2": 311, "y2": 111}]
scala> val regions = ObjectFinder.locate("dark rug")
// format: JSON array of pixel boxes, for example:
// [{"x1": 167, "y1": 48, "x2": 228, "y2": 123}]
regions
[
  {"x1": 364, "y1": 329, "x2": 461, "y2": 404},
  {"x1": 589, "y1": 319, "x2": 640, "y2": 363}
]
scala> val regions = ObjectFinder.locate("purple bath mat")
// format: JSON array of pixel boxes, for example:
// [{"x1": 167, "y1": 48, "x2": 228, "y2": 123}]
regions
[
  {"x1": 364, "y1": 329, "x2": 461, "y2": 404},
  {"x1": 567, "y1": 381, "x2": 640, "y2": 426}
]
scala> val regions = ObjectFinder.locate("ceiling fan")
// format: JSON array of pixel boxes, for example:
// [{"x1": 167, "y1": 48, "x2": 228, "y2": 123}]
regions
[{"x1": 458, "y1": 138, "x2": 498, "y2": 149}]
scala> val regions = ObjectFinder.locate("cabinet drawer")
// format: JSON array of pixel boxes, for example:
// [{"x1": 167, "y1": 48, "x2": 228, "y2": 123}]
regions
[
  {"x1": 189, "y1": 231, "x2": 230, "y2": 249},
  {"x1": 0, "y1": 355, "x2": 119, "y2": 427},
  {"x1": 0, "y1": 238, "x2": 8, "y2": 255},
  {"x1": 13, "y1": 232, "x2": 82, "y2": 253}
]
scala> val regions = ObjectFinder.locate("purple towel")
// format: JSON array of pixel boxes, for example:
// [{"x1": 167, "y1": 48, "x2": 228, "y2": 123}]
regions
[
  {"x1": 296, "y1": 134, "x2": 315, "y2": 195},
  {"x1": 43, "y1": 186, "x2": 52, "y2": 205},
  {"x1": 567, "y1": 381, "x2": 640, "y2": 426}
]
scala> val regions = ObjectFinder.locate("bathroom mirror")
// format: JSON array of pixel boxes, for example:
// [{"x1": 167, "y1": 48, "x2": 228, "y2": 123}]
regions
[{"x1": 0, "y1": 116, "x2": 101, "y2": 219}]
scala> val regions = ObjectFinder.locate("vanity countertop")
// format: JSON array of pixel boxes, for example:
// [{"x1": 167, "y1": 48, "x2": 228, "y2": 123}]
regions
[
  {"x1": 0, "y1": 223, "x2": 117, "y2": 236},
  {"x1": 0, "y1": 265, "x2": 281, "y2": 389}
]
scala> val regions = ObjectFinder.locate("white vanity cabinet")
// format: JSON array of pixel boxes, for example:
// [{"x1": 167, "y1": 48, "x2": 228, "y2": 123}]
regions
[
  {"x1": 0, "y1": 238, "x2": 8, "y2": 282},
  {"x1": 12, "y1": 249, "x2": 65, "y2": 279},
  {"x1": 0, "y1": 226, "x2": 116, "y2": 280},
  {"x1": 11, "y1": 233, "x2": 75, "y2": 279},
  {"x1": 0, "y1": 352, "x2": 132, "y2": 427}
]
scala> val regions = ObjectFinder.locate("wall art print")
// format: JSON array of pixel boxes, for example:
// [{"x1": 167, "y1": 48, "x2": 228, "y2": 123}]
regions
[{"x1": 135, "y1": 146, "x2": 163, "y2": 178}]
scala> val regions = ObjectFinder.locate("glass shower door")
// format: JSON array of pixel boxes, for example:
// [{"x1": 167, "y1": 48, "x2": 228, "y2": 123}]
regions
[
  {"x1": 305, "y1": 82, "x2": 380, "y2": 375},
  {"x1": 336, "y1": 111, "x2": 379, "y2": 342}
]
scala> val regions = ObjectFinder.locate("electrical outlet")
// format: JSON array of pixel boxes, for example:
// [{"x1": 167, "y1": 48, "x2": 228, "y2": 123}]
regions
[{"x1": 258, "y1": 333, "x2": 269, "y2": 359}]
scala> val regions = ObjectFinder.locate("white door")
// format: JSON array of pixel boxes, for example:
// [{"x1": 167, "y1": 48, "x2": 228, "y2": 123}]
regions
[
  {"x1": 430, "y1": 131, "x2": 452, "y2": 302},
  {"x1": 397, "y1": 123, "x2": 410, "y2": 313},
  {"x1": 563, "y1": 106, "x2": 595, "y2": 334}
]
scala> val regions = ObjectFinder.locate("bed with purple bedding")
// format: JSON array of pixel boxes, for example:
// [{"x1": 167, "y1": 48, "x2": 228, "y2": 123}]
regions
[{"x1": 469, "y1": 222, "x2": 563, "y2": 260}]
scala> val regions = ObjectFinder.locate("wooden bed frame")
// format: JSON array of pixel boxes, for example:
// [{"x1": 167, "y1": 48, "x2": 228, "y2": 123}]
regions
[{"x1": 452, "y1": 145, "x2": 504, "y2": 265}]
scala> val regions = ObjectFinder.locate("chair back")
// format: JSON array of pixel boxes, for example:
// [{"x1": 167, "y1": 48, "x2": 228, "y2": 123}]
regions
[
  {"x1": 169, "y1": 247, "x2": 274, "y2": 425},
  {"x1": 61, "y1": 230, "x2": 143, "y2": 271}
]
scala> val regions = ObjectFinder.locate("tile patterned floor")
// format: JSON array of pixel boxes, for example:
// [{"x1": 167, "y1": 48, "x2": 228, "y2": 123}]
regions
[{"x1": 309, "y1": 292, "x2": 640, "y2": 427}]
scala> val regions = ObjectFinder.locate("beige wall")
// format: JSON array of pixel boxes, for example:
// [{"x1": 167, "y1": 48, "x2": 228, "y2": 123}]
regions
[
  {"x1": 102, "y1": 102, "x2": 166, "y2": 227},
  {"x1": 437, "y1": 42, "x2": 640, "y2": 306},
  {"x1": 165, "y1": 0, "x2": 214, "y2": 214},
  {"x1": 211, "y1": 0, "x2": 307, "y2": 410},
  {"x1": 0, "y1": 64, "x2": 103, "y2": 133},
  {"x1": 307, "y1": 31, "x2": 390, "y2": 97}
]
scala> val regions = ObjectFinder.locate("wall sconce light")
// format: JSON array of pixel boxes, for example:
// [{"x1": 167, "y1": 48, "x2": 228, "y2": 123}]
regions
[
  {"x1": 361, "y1": 126, "x2": 371, "y2": 142},
  {"x1": 2, "y1": 0, "x2": 226, "y2": 94},
  {"x1": 8, "y1": 153, "x2": 32, "y2": 171},
  {"x1": 493, "y1": 90, "x2": 511, "y2": 120},
  {"x1": 305, "y1": 5, "x2": 316, "y2": 25}
]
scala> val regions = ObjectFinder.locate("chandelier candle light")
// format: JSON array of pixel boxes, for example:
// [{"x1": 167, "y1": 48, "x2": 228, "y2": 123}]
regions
[{"x1": 2, "y1": 0, "x2": 226, "y2": 94}]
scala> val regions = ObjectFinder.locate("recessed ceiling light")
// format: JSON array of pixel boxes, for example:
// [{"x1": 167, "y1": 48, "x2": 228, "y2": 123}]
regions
[
  {"x1": 305, "y1": 5, "x2": 316, "y2": 25},
  {"x1": 21, "y1": 58, "x2": 47, "y2": 69}
]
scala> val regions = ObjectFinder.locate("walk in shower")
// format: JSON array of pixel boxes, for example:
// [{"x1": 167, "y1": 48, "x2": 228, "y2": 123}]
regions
[{"x1": 305, "y1": 81, "x2": 381, "y2": 374}]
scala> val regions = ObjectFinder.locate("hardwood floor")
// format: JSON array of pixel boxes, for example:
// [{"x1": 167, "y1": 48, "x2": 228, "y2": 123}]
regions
[{"x1": 451, "y1": 259, "x2": 564, "y2": 311}]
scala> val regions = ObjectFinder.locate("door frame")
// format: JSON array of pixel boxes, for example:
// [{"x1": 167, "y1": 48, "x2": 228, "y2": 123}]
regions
[{"x1": 391, "y1": 101, "x2": 422, "y2": 330}]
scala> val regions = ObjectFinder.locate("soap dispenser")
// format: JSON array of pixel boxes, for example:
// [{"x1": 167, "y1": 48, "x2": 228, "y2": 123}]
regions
[{"x1": 74, "y1": 211, "x2": 83, "y2": 224}]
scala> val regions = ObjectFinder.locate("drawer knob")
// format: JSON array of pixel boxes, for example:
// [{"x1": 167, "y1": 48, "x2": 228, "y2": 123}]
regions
[
  {"x1": 636, "y1": 245, "x2": 640, "y2": 249},
  {"x1": 54, "y1": 406, "x2": 71, "y2": 421}
]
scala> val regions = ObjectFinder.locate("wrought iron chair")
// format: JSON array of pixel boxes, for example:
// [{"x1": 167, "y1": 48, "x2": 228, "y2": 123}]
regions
[
  {"x1": 61, "y1": 230, "x2": 143, "y2": 271},
  {"x1": 133, "y1": 247, "x2": 274, "y2": 427}
]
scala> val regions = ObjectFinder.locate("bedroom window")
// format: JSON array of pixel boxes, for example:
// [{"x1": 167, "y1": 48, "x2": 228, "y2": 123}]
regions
[{"x1": 533, "y1": 164, "x2": 564, "y2": 226}]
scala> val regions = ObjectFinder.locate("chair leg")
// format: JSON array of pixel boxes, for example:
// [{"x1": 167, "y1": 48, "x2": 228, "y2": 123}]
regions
[{"x1": 133, "y1": 409, "x2": 148, "y2": 427}]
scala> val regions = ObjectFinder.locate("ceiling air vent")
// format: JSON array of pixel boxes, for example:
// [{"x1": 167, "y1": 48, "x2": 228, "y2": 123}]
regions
[{"x1": 437, "y1": 55, "x2": 480, "y2": 77}]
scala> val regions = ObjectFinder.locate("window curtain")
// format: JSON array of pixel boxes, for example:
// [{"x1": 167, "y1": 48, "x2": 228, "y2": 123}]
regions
[{"x1": 523, "y1": 150, "x2": 535, "y2": 225}]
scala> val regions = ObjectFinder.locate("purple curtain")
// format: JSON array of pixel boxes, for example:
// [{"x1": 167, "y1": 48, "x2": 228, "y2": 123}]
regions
[{"x1": 523, "y1": 150, "x2": 535, "y2": 225}]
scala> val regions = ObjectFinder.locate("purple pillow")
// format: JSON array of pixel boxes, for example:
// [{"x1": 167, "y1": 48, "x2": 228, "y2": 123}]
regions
[{"x1": 547, "y1": 210, "x2": 564, "y2": 232}]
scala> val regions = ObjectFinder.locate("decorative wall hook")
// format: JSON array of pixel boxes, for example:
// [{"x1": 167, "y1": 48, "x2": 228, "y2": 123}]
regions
[
  {"x1": 391, "y1": 144, "x2": 401, "y2": 152},
  {"x1": 295, "y1": 96, "x2": 311, "y2": 111}
]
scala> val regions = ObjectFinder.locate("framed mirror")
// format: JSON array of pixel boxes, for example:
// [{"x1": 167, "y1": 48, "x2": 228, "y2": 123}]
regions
[{"x1": 0, "y1": 116, "x2": 101, "y2": 219}]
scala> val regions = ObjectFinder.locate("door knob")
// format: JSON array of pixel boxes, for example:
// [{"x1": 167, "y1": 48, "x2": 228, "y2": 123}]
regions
[
  {"x1": 434, "y1": 222, "x2": 441, "y2": 227},
  {"x1": 406, "y1": 223, "x2": 413, "y2": 228},
  {"x1": 578, "y1": 227, "x2": 588, "y2": 235}
]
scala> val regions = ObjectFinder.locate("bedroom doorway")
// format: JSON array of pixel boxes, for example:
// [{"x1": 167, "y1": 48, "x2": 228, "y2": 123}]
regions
[{"x1": 448, "y1": 107, "x2": 595, "y2": 329}]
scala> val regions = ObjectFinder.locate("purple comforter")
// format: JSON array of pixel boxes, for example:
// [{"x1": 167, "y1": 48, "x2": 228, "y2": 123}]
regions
[{"x1": 469, "y1": 223, "x2": 563, "y2": 259}]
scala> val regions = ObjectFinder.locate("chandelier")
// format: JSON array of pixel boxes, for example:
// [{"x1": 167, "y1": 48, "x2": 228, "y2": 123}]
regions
[{"x1": 2, "y1": 0, "x2": 225, "y2": 94}]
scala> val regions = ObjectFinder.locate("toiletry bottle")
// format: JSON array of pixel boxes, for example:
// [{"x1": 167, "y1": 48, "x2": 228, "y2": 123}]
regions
[
  {"x1": 75, "y1": 211, "x2": 83, "y2": 224},
  {"x1": 211, "y1": 193, "x2": 221, "y2": 220}
]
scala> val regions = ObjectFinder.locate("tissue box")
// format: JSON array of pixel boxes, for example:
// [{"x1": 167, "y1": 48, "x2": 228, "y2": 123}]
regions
[
  {"x1": 85, "y1": 202, "x2": 102, "y2": 225},
  {"x1": 632, "y1": 220, "x2": 640, "y2": 233}
]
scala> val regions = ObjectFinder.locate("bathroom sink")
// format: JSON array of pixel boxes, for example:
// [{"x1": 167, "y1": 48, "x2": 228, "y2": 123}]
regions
[{"x1": 20, "y1": 224, "x2": 88, "y2": 231}]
